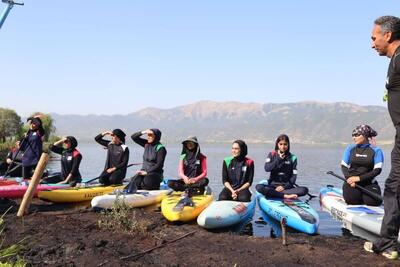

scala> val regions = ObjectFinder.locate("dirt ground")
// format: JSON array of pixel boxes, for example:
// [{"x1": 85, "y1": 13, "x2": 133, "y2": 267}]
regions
[{"x1": 1, "y1": 199, "x2": 399, "y2": 267}]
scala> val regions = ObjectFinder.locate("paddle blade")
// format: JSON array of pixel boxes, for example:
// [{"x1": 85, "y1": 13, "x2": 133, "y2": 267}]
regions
[{"x1": 173, "y1": 195, "x2": 194, "y2": 212}]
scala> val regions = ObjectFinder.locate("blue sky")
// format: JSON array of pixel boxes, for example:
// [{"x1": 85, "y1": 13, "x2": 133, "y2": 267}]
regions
[{"x1": 1, "y1": 1, "x2": 399, "y2": 116}]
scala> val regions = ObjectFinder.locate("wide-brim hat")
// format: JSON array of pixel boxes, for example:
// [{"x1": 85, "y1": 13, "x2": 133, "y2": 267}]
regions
[{"x1": 182, "y1": 136, "x2": 198, "y2": 145}]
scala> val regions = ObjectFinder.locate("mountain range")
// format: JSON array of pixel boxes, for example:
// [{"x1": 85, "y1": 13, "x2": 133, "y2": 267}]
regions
[{"x1": 51, "y1": 101, "x2": 395, "y2": 145}]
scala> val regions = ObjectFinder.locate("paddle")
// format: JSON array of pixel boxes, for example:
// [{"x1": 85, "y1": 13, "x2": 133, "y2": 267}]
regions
[
  {"x1": 326, "y1": 171, "x2": 383, "y2": 201},
  {"x1": 293, "y1": 182, "x2": 317, "y2": 199},
  {"x1": 2, "y1": 135, "x2": 27, "y2": 178},
  {"x1": 173, "y1": 184, "x2": 196, "y2": 212},
  {"x1": 84, "y1": 163, "x2": 142, "y2": 184}
]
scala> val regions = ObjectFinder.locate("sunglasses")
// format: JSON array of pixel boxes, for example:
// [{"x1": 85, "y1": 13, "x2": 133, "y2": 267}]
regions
[{"x1": 352, "y1": 133, "x2": 362, "y2": 137}]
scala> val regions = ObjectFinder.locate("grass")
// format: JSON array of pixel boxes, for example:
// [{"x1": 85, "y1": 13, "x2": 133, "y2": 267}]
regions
[
  {"x1": 0, "y1": 207, "x2": 26, "y2": 266},
  {"x1": 97, "y1": 192, "x2": 153, "y2": 235}
]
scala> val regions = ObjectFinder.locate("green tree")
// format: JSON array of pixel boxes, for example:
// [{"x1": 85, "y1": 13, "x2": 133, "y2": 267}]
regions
[{"x1": 0, "y1": 108, "x2": 22, "y2": 143}]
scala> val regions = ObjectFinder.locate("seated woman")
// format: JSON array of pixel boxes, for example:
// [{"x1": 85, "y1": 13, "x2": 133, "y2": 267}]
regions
[
  {"x1": 0, "y1": 140, "x2": 22, "y2": 177},
  {"x1": 168, "y1": 136, "x2": 209, "y2": 196},
  {"x1": 341, "y1": 125, "x2": 383, "y2": 206},
  {"x1": 125, "y1": 129, "x2": 166, "y2": 192},
  {"x1": 43, "y1": 136, "x2": 82, "y2": 186},
  {"x1": 256, "y1": 134, "x2": 308, "y2": 199},
  {"x1": 95, "y1": 129, "x2": 129, "y2": 185},
  {"x1": 218, "y1": 140, "x2": 253, "y2": 202}
]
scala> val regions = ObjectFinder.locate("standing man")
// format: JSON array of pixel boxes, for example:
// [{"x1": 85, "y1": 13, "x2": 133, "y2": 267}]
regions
[{"x1": 364, "y1": 16, "x2": 400, "y2": 260}]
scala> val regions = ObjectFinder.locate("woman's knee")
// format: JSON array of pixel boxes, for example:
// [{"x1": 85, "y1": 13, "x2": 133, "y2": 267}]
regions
[
  {"x1": 237, "y1": 190, "x2": 251, "y2": 202},
  {"x1": 256, "y1": 184, "x2": 266, "y2": 194}
]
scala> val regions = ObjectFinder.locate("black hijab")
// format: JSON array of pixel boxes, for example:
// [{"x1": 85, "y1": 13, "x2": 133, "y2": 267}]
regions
[
  {"x1": 65, "y1": 136, "x2": 78, "y2": 151},
  {"x1": 233, "y1": 139, "x2": 247, "y2": 161},
  {"x1": 150, "y1": 128, "x2": 162, "y2": 144}
]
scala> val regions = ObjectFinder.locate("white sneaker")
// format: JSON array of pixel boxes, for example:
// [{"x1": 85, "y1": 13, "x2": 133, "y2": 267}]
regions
[
  {"x1": 364, "y1": 241, "x2": 398, "y2": 260},
  {"x1": 364, "y1": 241, "x2": 374, "y2": 253}
]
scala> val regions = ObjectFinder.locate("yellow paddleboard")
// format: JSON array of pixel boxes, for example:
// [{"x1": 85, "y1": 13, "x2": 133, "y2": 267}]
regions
[
  {"x1": 38, "y1": 185, "x2": 125, "y2": 203},
  {"x1": 161, "y1": 191, "x2": 213, "y2": 222}
]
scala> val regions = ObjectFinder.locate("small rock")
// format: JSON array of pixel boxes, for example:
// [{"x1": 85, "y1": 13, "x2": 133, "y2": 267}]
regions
[{"x1": 95, "y1": 239, "x2": 108, "y2": 247}]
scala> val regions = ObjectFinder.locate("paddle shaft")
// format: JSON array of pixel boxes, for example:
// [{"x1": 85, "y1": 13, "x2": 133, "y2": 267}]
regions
[
  {"x1": 85, "y1": 163, "x2": 142, "y2": 184},
  {"x1": 293, "y1": 182, "x2": 317, "y2": 199},
  {"x1": 3, "y1": 134, "x2": 28, "y2": 178},
  {"x1": 326, "y1": 171, "x2": 383, "y2": 201}
]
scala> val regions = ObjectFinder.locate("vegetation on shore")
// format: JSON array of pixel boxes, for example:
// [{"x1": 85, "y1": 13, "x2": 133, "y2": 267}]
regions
[
  {"x1": 0, "y1": 208, "x2": 25, "y2": 266},
  {"x1": 0, "y1": 108, "x2": 58, "y2": 159}
]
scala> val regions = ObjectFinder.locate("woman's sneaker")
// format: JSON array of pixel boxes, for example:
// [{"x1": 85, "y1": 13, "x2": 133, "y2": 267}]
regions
[{"x1": 364, "y1": 241, "x2": 398, "y2": 260}]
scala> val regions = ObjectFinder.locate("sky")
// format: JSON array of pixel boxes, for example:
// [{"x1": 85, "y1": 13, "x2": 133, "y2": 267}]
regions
[{"x1": 1, "y1": 0, "x2": 399, "y2": 116}]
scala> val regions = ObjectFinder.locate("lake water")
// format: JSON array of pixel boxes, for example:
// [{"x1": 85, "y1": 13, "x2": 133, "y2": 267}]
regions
[{"x1": 47, "y1": 142, "x2": 393, "y2": 239}]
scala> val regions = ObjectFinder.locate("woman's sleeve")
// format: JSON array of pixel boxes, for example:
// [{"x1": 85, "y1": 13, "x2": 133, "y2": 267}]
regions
[
  {"x1": 264, "y1": 152, "x2": 281, "y2": 172},
  {"x1": 222, "y1": 160, "x2": 229, "y2": 184},
  {"x1": 131, "y1": 132, "x2": 147, "y2": 147},
  {"x1": 94, "y1": 134, "x2": 110, "y2": 147}
]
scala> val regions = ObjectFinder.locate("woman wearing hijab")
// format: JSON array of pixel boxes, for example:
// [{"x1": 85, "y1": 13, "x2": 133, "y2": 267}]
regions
[
  {"x1": 95, "y1": 129, "x2": 129, "y2": 185},
  {"x1": 218, "y1": 140, "x2": 253, "y2": 202},
  {"x1": 126, "y1": 128, "x2": 167, "y2": 192},
  {"x1": 341, "y1": 125, "x2": 383, "y2": 206},
  {"x1": 256, "y1": 134, "x2": 308, "y2": 199},
  {"x1": 43, "y1": 136, "x2": 82, "y2": 186},
  {"x1": 0, "y1": 140, "x2": 22, "y2": 177},
  {"x1": 168, "y1": 136, "x2": 208, "y2": 195},
  {"x1": 20, "y1": 117, "x2": 45, "y2": 179}
]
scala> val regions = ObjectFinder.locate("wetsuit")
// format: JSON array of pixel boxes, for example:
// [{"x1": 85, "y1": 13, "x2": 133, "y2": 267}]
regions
[
  {"x1": 341, "y1": 144, "x2": 383, "y2": 206},
  {"x1": 127, "y1": 130, "x2": 166, "y2": 191},
  {"x1": 256, "y1": 151, "x2": 308, "y2": 198},
  {"x1": 20, "y1": 130, "x2": 43, "y2": 179},
  {"x1": 168, "y1": 152, "x2": 208, "y2": 195},
  {"x1": 95, "y1": 134, "x2": 129, "y2": 185},
  {"x1": 0, "y1": 147, "x2": 22, "y2": 177},
  {"x1": 43, "y1": 145, "x2": 82, "y2": 186},
  {"x1": 218, "y1": 156, "x2": 254, "y2": 202},
  {"x1": 374, "y1": 45, "x2": 400, "y2": 252}
]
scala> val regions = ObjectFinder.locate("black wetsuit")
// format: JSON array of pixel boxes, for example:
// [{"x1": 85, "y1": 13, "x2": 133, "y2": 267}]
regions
[
  {"x1": 43, "y1": 145, "x2": 82, "y2": 186},
  {"x1": 126, "y1": 130, "x2": 166, "y2": 191},
  {"x1": 341, "y1": 144, "x2": 383, "y2": 206},
  {"x1": 0, "y1": 148, "x2": 22, "y2": 177},
  {"x1": 218, "y1": 156, "x2": 254, "y2": 202},
  {"x1": 95, "y1": 134, "x2": 129, "y2": 185},
  {"x1": 256, "y1": 151, "x2": 308, "y2": 198}
]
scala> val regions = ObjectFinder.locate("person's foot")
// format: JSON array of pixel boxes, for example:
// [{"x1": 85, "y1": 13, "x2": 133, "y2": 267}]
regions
[
  {"x1": 364, "y1": 241, "x2": 374, "y2": 253},
  {"x1": 364, "y1": 241, "x2": 398, "y2": 260},
  {"x1": 284, "y1": 194, "x2": 298, "y2": 199},
  {"x1": 382, "y1": 249, "x2": 398, "y2": 260}
]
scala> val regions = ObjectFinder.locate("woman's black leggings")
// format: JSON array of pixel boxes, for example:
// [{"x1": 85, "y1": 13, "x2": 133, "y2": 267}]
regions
[
  {"x1": 167, "y1": 178, "x2": 209, "y2": 194},
  {"x1": 342, "y1": 182, "x2": 382, "y2": 206},
  {"x1": 256, "y1": 184, "x2": 309, "y2": 198},
  {"x1": 125, "y1": 173, "x2": 162, "y2": 192},
  {"x1": 218, "y1": 187, "x2": 252, "y2": 202}
]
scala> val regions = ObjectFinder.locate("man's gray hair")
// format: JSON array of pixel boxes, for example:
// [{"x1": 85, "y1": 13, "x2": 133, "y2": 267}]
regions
[{"x1": 375, "y1": 16, "x2": 400, "y2": 40}]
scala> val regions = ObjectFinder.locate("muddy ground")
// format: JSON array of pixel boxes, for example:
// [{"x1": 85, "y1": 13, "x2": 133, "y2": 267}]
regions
[{"x1": 0, "y1": 199, "x2": 398, "y2": 267}]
